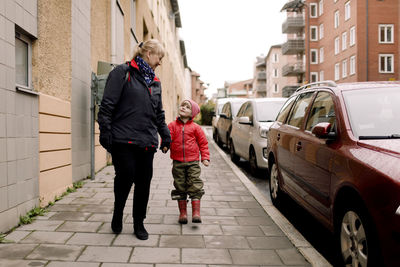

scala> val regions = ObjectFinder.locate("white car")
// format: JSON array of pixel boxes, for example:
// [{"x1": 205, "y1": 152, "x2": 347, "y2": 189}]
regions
[
  {"x1": 230, "y1": 98, "x2": 287, "y2": 175},
  {"x1": 212, "y1": 98, "x2": 231, "y2": 141}
]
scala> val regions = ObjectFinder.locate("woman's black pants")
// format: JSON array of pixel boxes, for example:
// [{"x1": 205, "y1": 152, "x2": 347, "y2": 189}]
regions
[{"x1": 111, "y1": 143, "x2": 155, "y2": 220}]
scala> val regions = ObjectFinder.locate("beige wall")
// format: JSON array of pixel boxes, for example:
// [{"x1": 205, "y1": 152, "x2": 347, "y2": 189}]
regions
[
  {"x1": 33, "y1": 0, "x2": 72, "y2": 101},
  {"x1": 38, "y1": 94, "x2": 72, "y2": 206}
]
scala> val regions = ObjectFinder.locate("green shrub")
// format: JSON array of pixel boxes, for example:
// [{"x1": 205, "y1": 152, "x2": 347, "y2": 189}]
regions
[{"x1": 200, "y1": 101, "x2": 215, "y2": 125}]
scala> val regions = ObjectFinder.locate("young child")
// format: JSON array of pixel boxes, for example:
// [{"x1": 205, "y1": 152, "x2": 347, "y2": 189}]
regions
[{"x1": 167, "y1": 99, "x2": 210, "y2": 223}]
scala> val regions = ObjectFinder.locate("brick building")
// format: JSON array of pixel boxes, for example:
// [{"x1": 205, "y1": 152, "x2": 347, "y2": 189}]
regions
[{"x1": 306, "y1": 0, "x2": 399, "y2": 82}]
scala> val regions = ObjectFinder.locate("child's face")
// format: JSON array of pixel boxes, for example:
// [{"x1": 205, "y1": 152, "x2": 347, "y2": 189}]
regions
[{"x1": 179, "y1": 101, "x2": 192, "y2": 119}]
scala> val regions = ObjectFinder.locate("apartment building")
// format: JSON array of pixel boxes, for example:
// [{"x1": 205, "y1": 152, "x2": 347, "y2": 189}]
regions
[
  {"x1": 190, "y1": 70, "x2": 208, "y2": 106},
  {"x1": 226, "y1": 79, "x2": 253, "y2": 98},
  {"x1": 266, "y1": 44, "x2": 299, "y2": 97},
  {"x1": 281, "y1": 0, "x2": 306, "y2": 96},
  {"x1": 0, "y1": 0, "x2": 186, "y2": 233},
  {"x1": 253, "y1": 55, "x2": 267, "y2": 97},
  {"x1": 306, "y1": 0, "x2": 399, "y2": 82}
]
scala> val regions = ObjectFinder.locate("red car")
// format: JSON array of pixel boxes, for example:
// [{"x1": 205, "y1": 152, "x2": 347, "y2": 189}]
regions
[{"x1": 266, "y1": 81, "x2": 400, "y2": 267}]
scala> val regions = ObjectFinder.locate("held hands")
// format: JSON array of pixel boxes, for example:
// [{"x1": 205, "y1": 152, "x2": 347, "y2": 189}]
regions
[
  {"x1": 161, "y1": 146, "x2": 169, "y2": 153},
  {"x1": 202, "y1": 160, "x2": 210, "y2": 167}
]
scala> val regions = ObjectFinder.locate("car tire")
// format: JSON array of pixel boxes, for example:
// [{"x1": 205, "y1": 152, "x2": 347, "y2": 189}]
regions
[
  {"x1": 249, "y1": 147, "x2": 258, "y2": 176},
  {"x1": 336, "y1": 200, "x2": 381, "y2": 267},
  {"x1": 230, "y1": 140, "x2": 239, "y2": 163},
  {"x1": 212, "y1": 128, "x2": 217, "y2": 141},
  {"x1": 269, "y1": 162, "x2": 283, "y2": 206},
  {"x1": 215, "y1": 131, "x2": 223, "y2": 147}
]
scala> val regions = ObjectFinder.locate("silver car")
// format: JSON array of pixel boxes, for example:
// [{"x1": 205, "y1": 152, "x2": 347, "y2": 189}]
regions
[
  {"x1": 230, "y1": 98, "x2": 286, "y2": 175},
  {"x1": 212, "y1": 98, "x2": 230, "y2": 142}
]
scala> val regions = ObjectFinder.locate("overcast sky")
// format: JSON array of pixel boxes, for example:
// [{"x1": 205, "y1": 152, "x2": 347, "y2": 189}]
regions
[{"x1": 178, "y1": 0, "x2": 288, "y2": 98}]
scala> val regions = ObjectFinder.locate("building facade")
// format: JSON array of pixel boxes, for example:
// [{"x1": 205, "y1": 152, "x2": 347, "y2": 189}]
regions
[
  {"x1": 306, "y1": 0, "x2": 399, "y2": 82},
  {"x1": 253, "y1": 55, "x2": 267, "y2": 97},
  {"x1": 226, "y1": 79, "x2": 253, "y2": 98},
  {"x1": 266, "y1": 44, "x2": 298, "y2": 97},
  {"x1": 0, "y1": 0, "x2": 186, "y2": 233},
  {"x1": 190, "y1": 70, "x2": 207, "y2": 106}
]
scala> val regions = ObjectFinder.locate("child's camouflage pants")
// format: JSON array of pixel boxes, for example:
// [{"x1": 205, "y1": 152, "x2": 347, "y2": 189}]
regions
[{"x1": 171, "y1": 160, "x2": 205, "y2": 200}]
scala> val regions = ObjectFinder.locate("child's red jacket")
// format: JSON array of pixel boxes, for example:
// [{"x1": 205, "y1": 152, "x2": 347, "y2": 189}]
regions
[{"x1": 168, "y1": 118, "x2": 210, "y2": 162}]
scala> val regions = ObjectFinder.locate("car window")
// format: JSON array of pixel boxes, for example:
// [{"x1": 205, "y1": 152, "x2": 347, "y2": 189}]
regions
[
  {"x1": 237, "y1": 102, "x2": 248, "y2": 117},
  {"x1": 287, "y1": 92, "x2": 314, "y2": 128},
  {"x1": 221, "y1": 103, "x2": 229, "y2": 115},
  {"x1": 226, "y1": 103, "x2": 232, "y2": 118},
  {"x1": 244, "y1": 103, "x2": 253, "y2": 122},
  {"x1": 255, "y1": 100, "x2": 287, "y2": 122},
  {"x1": 276, "y1": 96, "x2": 296, "y2": 123},
  {"x1": 305, "y1": 92, "x2": 336, "y2": 132}
]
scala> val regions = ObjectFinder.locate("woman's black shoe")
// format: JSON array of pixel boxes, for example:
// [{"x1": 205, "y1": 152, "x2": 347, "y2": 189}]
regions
[
  {"x1": 111, "y1": 212, "x2": 123, "y2": 234},
  {"x1": 134, "y1": 220, "x2": 148, "y2": 240}
]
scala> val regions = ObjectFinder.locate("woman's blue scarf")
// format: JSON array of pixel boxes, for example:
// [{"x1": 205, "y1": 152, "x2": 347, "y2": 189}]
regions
[{"x1": 135, "y1": 56, "x2": 155, "y2": 86}]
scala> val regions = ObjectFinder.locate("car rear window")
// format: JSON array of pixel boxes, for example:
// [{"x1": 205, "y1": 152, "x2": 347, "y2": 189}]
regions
[{"x1": 256, "y1": 101, "x2": 286, "y2": 122}]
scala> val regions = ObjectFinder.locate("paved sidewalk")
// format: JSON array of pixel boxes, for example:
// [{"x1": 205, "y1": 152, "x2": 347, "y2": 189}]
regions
[{"x1": 0, "y1": 128, "x2": 331, "y2": 266}]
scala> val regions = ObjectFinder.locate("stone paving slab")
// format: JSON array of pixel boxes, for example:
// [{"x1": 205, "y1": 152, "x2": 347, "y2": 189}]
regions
[{"x1": 0, "y1": 127, "x2": 330, "y2": 266}]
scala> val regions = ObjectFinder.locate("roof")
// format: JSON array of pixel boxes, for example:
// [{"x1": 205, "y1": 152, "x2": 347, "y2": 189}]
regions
[{"x1": 294, "y1": 81, "x2": 400, "y2": 94}]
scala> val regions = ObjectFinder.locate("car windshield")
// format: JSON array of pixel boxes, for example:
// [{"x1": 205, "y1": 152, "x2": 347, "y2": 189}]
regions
[
  {"x1": 256, "y1": 101, "x2": 286, "y2": 122},
  {"x1": 232, "y1": 102, "x2": 244, "y2": 117},
  {"x1": 343, "y1": 87, "x2": 400, "y2": 139}
]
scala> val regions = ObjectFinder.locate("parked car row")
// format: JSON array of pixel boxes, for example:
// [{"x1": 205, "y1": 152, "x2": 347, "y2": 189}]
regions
[{"x1": 265, "y1": 81, "x2": 400, "y2": 267}]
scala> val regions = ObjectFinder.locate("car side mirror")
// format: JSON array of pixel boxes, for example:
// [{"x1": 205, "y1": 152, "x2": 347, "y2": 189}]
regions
[
  {"x1": 211, "y1": 111, "x2": 216, "y2": 117},
  {"x1": 219, "y1": 113, "x2": 228, "y2": 119},
  {"x1": 312, "y1": 122, "x2": 336, "y2": 139},
  {"x1": 238, "y1": 116, "x2": 252, "y2": 125}
]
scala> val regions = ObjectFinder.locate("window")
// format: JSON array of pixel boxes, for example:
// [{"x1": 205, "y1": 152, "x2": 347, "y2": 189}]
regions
[
  {"x1": 335, "y1": 37, "x2": 340, "y2": 54},
  {"x1": 305, "y1": 92, "x2": 336, "y2": 132},
  {"x1": 310, "y1": 26, "x2": 318, "y2": 41},
  {"x1": 320, "y1": 70, "x2": 324, "y2": 81},
  {"x1": 273, "y1": 53, "x2": 278, "y2": 63},
  {"x1": 345, "y1": 1, "x2": 351, "y2": 21},
  {"x1": 342, "y1": 32, "x2": 347, "y2": 50},
  {"x1": 310, "y1": 3, "x2": 318, "y2": 18},
  {"x1": 287, "y1": 92, "x2": 315, "y2": 128},
  {"x1": 350, "y1": 26, "x2": 356, "y2": 46},
  {"x1": 15, "y1": 32, "x2": 32, "y2": 89},
  {"x1": 310, "y1": 49, "x2": 318, "y2": 64},
  {"x1": 311, "y1": 72, "x2": 318, "y2": 83},
  {"x1": 319, "y1": 24, "x2": 324, "y2": 39},
  {"x1": 350, "y1": 55, "x2": 356, "y2": 75},
  {"x1": 342, "y1": 59, "x2": 348, "y2": 78},
  {"x1": 379, "y1": 24, "x2": 394, "y2": 43},
  {"x1": 319, "y1": 0, "x2": 324, "y2": 16},
  {"x1": 273, "y1": 68, "x2": 278, "y2": 78},
  {"x1": 274, "y1": 84, "x2": 279, "y2": 93},
  {"x1": 319, "y1": 47, "x2": 324, "y2": 63},
  {"x1": 335, "y1": 63, "x2": 340, "y2": 80},
  {"x1": 334, "y1": 11, "x2": 339, "y2": 28},
  {"x1": 379, "y1": 54, "x2": 394, "y2": 73},
  {"x1": 276, "y1": 96, "x2": 296, "y2": 123}
]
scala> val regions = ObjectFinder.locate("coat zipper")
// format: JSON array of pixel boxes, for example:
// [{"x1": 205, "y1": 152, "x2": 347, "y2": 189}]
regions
[{"x1": 182, "y1": 124, "x2": 185, "y2": 161}]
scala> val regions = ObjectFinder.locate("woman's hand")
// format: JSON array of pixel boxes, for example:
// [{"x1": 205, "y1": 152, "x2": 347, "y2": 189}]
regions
[{"x1": 202, "y1": 160, "x2": 210, "y2": 167}]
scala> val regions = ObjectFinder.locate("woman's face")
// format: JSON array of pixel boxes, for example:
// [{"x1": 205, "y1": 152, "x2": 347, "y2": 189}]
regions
[{"x1": 145, "y1": 51, "x2": 163, "y2": 70}]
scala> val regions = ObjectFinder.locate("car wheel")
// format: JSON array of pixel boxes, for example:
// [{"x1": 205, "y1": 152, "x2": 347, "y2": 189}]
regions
[
  {"x1": 230, "y1": 140, "x2": 239, "y2": 163},
  {"x1": 337, "y1": 202, "x2": 381, "y2": 267},
  {"x1": 212, "y1": 128, "x2": 217, "y2": 141},
  {"x1": 269, "y1": 162, "x2": 283, "y2": 206},
  {"x1": 249, "y1": 147, "x2": 258, "y2": 176},
  {"x1": 215, "y1": 131, "x2": 223, "y2": 147}
]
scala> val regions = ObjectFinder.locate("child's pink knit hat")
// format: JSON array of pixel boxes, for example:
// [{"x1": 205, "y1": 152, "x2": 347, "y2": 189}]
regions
[{"x1": 186, "y1": 99, "x2": 200, "y2": 119}]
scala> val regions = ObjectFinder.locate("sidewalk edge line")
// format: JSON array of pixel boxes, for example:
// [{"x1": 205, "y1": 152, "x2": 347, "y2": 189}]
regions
[{"x1": 205, "y1": 127, "x2": 332, "y2": 267}]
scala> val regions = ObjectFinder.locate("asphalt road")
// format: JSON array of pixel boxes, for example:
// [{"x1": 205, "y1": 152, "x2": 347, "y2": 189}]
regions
[{"x1": 214, "y1": 141, "x2": 342, "y2": 267}]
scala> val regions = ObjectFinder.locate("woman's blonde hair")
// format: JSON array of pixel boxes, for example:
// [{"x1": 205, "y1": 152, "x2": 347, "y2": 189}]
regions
[{"x1": 133, "y1": 39, "x2": 165, "y2": 59}]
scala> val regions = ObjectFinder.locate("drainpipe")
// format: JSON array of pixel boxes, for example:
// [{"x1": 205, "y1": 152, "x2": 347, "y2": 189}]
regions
[{"x1": 366, "y1": 0, "x2": 369, "y2": 81}]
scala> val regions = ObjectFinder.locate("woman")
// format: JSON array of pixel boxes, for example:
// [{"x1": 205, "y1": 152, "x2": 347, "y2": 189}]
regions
[{"x1": 98, "y1": 39, "x2": 171, "y2": 240}]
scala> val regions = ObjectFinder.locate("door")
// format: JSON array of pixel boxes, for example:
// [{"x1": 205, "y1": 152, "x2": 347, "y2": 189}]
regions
[
  {"x1": 279, "y1": 92, "x2": 315, "y2": 192},
  {"x1": 293, "y1": 91, "x2": 337, "y2": 217},
  {"x1": 236, "y1": 102, "x2": 253, "y2": 157}
]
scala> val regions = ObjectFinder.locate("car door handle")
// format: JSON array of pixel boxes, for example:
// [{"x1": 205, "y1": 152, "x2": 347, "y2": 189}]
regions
[
  {"x1": 296, "y1": 142, "x2": 302, "y2": 151},
  {"x1": 277, "y1": 133, "x2": 281, "y2": 141}
]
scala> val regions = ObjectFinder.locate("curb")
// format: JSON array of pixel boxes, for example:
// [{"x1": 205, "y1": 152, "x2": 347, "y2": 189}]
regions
[{"x1": 205, "y1": 127, "x2": 332, "y2": 267}]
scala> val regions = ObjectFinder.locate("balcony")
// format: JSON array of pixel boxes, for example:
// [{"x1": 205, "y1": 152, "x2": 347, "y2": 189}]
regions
[
  {"x1": 282, "y1": 85, "x2": 299, "y2": 97},
  {"x1": 282, "y1": 39, "x2": 305, "y2": 55},
  {"x1": 282, "y1": 62, "x2": 305, "y2": 76},
  {"x1": 256, "y1": 71, "x2": 266, "y2": 80},
  {"x1": 282, "y1": 17, "x2": 305, "y2": 34},
  {"x1": 255, "y1": 85, "x2": 266, "y2": 92}
]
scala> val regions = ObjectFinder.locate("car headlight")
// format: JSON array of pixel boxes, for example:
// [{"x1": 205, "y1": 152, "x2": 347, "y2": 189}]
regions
[{"x1": 259, "y1": 127, "x2": 268, "y2": 138}]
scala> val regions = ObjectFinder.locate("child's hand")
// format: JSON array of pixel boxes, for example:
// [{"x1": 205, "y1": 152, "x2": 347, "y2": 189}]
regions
[
  {"x1": 162, "y1": 147, "x2": 169, "y2": 153},
  {"x1": 202, "y1": 160, "x2": 210, "y2": 167}
]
